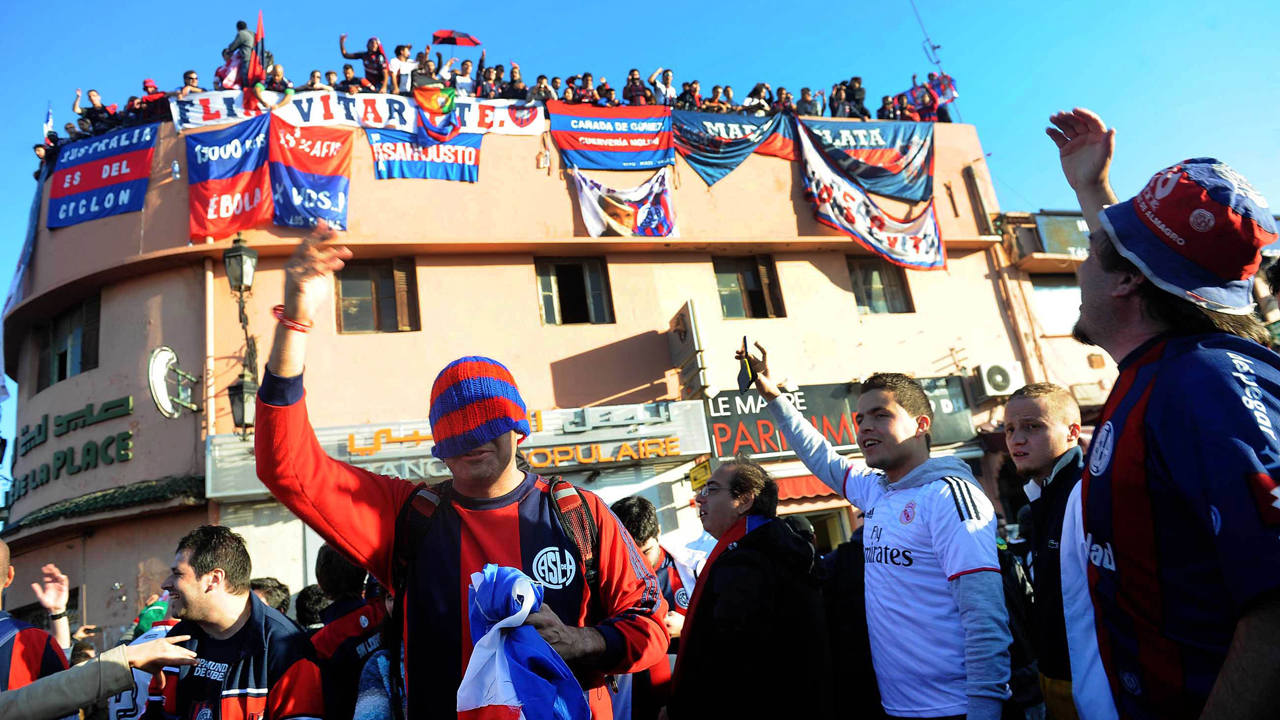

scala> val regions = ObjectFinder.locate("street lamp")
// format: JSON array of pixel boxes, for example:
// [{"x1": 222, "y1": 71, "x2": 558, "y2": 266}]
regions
[
  {"x1": 227, "y1": 370, "x2": 259, "y2": 439},
  {"x1": 223, "y1": 235, "x2": 259, "y2": 293},
  {"x1": 223, "y1": 235, "x2": 260, "y2": 440}
]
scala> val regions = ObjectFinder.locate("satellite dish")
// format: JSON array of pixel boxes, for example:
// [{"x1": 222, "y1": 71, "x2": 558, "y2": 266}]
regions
[{"x1": 148, "y1": 347, "x2": 199, "y2": 419}]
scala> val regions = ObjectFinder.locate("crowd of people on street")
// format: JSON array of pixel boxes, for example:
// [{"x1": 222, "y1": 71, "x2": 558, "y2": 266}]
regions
[{"x1": 8, "y1": 28, "x2": 1278, "y2": 716}]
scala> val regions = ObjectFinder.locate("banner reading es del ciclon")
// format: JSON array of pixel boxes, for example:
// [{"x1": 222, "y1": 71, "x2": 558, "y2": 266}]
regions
[{"x1": 48, "y1": 123, "x2": 160, "y2": 228}]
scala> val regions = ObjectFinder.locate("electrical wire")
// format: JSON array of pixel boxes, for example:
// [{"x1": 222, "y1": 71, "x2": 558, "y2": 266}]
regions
[{"x1": 905, "y1": 0, "x2": 962, "y2": 122}]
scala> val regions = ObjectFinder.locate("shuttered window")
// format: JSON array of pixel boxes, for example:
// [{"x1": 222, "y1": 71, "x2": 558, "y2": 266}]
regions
[
  {"x1": 35, "y1": 294, "x2": 100, "y2": 393},
  {"x1": 335, "y1": 259, "x2": 421, "y2": 333},
  {"x1": 535, "y1": 259, "x2": 615, "y2": 325},
  {"x1": 712, "y1": 256, "x2": 786, "y2": 319}
]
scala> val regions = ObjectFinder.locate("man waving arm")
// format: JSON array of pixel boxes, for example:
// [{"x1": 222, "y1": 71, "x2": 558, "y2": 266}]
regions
[
  {"x1": 739, "y1": 343, "x2": 879, "y2": 507},
  {"x1": 255, "y1": 223, "x2": 416, "y2": 585}
]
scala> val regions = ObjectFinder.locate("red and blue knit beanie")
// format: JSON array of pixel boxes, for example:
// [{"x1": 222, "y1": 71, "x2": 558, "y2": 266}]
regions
[{"x1": 429, "y1": 356, "x2": 531, "y2": 459}]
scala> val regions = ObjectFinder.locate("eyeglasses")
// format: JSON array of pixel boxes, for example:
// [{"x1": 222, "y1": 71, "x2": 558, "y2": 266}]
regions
[{"x1": 697, "y1": 485, "x2": 727, "y2": 498}]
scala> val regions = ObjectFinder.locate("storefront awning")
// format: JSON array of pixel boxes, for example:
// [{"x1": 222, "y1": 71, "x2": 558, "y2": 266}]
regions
[{"x1": 776, "y1": 475, "x2": 838, "y2": 501}]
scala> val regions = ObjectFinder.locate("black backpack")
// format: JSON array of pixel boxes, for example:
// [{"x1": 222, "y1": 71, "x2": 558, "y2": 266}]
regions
[{"x1": 385, "y1": 475, "x2": 602, "y2": 720}]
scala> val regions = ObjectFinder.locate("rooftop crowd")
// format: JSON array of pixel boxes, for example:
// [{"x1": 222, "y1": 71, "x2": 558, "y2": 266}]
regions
[{"x1": 32, "y1": 19, "x2": 957, "y2": 178}]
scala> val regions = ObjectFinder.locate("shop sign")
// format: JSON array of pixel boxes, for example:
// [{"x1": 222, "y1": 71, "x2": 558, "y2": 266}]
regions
[
  {"x1": 689, "y1": 460, "x2": 712, "y2": 491},
  {"x1": 8, "y1": 396, "x2": 135, "y2": 505},
  {"x1": 706, "y1": 378, "x2": 975, "y2": 460},
  {"x1": 207, "y1": 399, "x2": 712, "y2": 499}
]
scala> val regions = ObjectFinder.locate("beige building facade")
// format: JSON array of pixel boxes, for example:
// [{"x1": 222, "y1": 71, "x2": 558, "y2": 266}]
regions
[{"x1": 4, "y1": 115, "x2": 1050, "y2": 644}]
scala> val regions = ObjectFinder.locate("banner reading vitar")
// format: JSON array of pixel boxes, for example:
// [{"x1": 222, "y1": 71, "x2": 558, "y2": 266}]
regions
[
  {"x1": 48, "y1": 124, "x2": 160, "y2": 228},
  {"x1": 268, "y1": 117, "x2": 355, "y2": 230},
  {"x1": 548, "y1": 101, "x2": 673, "y2": 170},
  {"x1": 186, "y1": 114, "x2": 273, "y2": 240},
  {"x1": 573, "y1": 167, "x2": 677, "y2": 237},
  {"x1": 797, "y1": 123, "x2": 944, "y2": 270}
]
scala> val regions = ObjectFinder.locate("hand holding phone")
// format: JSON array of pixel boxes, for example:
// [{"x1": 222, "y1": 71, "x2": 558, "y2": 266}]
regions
[{"x1": 737, "y1": 336, "x2": 757, "y2": 395}]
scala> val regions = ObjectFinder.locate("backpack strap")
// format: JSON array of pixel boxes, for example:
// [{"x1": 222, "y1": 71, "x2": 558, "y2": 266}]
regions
[
  {"x1": 388, "y1": 480, "x2": 451, "y2": 720},
  {"x1": 546, "y1": 476, "x2": 601, "y2": 598}
]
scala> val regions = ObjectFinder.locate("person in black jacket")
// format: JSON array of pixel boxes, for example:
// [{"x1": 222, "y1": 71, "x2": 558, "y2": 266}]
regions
[
  {"x1": 663, "y1": 454, "x2": 832, "y2": 720},
  {"x1": 1004, "y1": 382, "x2": 1084, "y2": 720},
  {"x1": 821, "y1": 521, "x2": 888, "y2": 719}
]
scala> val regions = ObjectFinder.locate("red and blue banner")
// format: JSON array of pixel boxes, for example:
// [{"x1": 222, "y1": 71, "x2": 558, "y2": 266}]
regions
[
  {"x1": 48, "y1": 123, "x2": 159, "y2": 228},
  {"x1": 797, "y1": 123, "x2": 944, "y2": 270},
  {"x1": 268, "y1": 116, "x2": 355, "y2": 230},
  {"x1": 671, "y1": 110, "x2": 795, "y2": 161},
  {"x1": 365, "y1": 127, "x2": 482, "y2": 183},
  {"x1": 672, "y1": 112, "x2": 795, "y2": 186},
  {"x1": 801, "y1": 119, "x2": 934, "y2": 203},
  {"x1": 186, "y1": 113, "x2": 273, "y2": 240},
  {"x1": 415, "y1": 108, "x2": 464, "y2": 146},
  {"x1": 546, "y1": 101, "x2": 673, "y2": 170}
]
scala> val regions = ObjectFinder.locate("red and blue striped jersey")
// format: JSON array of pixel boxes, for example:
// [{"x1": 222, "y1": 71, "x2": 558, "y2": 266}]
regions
[
  {"x1": 653, "y1": 549, "x2": 689, "y2": 618},
  {"x1": 0, "y1": 610, "x2": 68, "y2": 692},
  {"x1": 311, "y1": 598, "x2": 384, "y2": 720},
  {"x1": 255, "y1": 378, "x2": 669, "y2": 720},
  {"x1": 1081, "y1": 333, "x2": 1280, "y2": 719}
]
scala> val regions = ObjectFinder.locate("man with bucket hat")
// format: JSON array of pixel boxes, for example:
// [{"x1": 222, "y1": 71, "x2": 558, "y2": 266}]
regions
[
  {"x1": 253, "y1": 225, "x2": 668, "y2": 719},
  {"x1": 1047, "y1": 108, "x2": 1280, "y2": 720}
]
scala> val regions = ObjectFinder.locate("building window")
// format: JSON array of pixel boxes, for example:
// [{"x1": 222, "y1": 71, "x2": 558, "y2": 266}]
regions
[
  {"x1": 36, "y1": 295, "x2": 99, "y2": 392},
  {"x1": 1030, "y1": 275, "x2": 1081, "y2": 336},
  {"x1": 335, "y1": 259, "x2": 420, "y2": 333},
  {"x1": 847, "y1": 257, "x2": 913, "y2": 314},
  {"x1": 713, "y1": 256, "x2": 786, "y2": 319},
  {"x1": 536, "y1": 258, "x2": 615, "y2": 325}
]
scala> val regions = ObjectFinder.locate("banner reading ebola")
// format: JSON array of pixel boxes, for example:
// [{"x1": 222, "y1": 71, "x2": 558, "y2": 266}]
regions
[
  {"x1": 186, "y1": 114, "x2": 273, "y2": 239},
  {"x1": 798, "y1": 123, "x2": 945, "y2": 270},
  {"x1": 48, "y1": 123, "x2": 160, "y2": 228},
  {"x1": 268, "y1": 116, "x2": 355, "y2": 230},
  {"x1": 170, "y1": 90, "x2": 545, "y2": 135}
]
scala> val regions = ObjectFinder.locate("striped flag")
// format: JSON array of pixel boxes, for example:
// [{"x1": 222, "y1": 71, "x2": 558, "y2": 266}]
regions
[
  {"x1": 42, "y1": 103, "x2": 53, "y2": 144},
  {"x1": 246, "y1": 11, "x2": 267, "y2": 87}
]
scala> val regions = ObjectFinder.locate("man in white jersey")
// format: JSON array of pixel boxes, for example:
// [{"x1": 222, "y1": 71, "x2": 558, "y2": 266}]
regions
[
  {"x1": 739, "y1": 343, "x2": 1011, "y2": 720},
  {"x1": 108, "y1": 595, "x2": 178, "y2": 720}
]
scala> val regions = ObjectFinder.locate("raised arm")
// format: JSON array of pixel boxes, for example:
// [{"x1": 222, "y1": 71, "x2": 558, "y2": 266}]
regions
[
  {"x1": 72, "y1": 88, "x2": 83, "y2": 116},
  {"x1": 31, "y1": 564, "x2": 72, "y2": 650},
  {"x1": 256, "y1": 224, "x2": 415, "y2": 585},
  {"x1": 648, "y1": 67, "x2": 662, "y2": 85},
  {"x1": 739, "y1": 342, "x2": 877, "y2": 504},
  {"x1": 1045, "y1": 108, "x2": 1119, "y2": 235},
  {"x1": 339, "y1": 33, "x2": 358, "y2": 59}
]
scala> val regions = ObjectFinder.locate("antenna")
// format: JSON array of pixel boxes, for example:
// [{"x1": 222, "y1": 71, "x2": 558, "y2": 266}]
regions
[{"x1": 906, "y1": 0, "x2": 962, "y2": 122}]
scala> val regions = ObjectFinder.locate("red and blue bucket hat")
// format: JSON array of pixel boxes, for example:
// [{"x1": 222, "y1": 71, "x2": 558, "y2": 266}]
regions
[{"x1": 1099, "y1": 158, "x2": 1277, "y2": 314}]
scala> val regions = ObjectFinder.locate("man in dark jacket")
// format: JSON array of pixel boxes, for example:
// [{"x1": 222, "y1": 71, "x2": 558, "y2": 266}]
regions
[
  {"x1": 1004, "y1": 382, "x2": 1083, "y2": 720},
  {"x1": 821, "y1": 523, "x2": 887, "y2": 719},
  {"x1": 663, "y1": 454, "x2": 832, "y2": 719}
]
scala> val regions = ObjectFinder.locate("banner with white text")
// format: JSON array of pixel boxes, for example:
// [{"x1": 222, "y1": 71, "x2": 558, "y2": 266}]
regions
[
  {"x1": 170, "y1": 90, "x2": 545, "y2": 135},
  {"x1": 797, "y1": 123, "x2": 944, "y2": 270}
]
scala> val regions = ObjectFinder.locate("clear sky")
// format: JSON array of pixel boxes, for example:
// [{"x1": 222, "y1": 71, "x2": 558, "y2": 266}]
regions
[{"x1": 0, "y1": 0, "x2": 1277, "y2": 479}]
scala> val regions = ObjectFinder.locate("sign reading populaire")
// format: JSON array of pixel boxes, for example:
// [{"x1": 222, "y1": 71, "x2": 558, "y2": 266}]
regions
[
  {"x1": 547, "y1": 101, "x2": 674, "y2": 170},
  {"x1": 48, "y1": 123, "x2": 160, "y2": 228},
  {"x1": 170, "y1": 90, "x2": 545, "y2": 135}
]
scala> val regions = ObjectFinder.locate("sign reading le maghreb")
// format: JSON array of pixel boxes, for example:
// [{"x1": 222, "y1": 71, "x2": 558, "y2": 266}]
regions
[{"x1": 706, "y1": 379, "x2": 974, "y2": 460}]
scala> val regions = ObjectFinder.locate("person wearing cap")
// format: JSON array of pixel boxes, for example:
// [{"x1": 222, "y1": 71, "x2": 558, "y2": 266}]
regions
[
  {"x1": 1047, "y1": 107, "x2": 1280, "y2": 720},
  {"x1": 253, "y1": 226, "x2": 669, "y2": 720}
]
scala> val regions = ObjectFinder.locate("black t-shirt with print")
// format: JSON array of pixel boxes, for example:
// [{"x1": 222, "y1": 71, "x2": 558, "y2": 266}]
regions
[{"x1": 177, "y1": 626, "x2": 248, "y2": 719}]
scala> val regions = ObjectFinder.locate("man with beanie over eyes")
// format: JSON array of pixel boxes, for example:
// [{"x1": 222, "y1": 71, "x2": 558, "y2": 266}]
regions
[{"x1": 254, "y1": 224, "x2": 668, "y2": 720}]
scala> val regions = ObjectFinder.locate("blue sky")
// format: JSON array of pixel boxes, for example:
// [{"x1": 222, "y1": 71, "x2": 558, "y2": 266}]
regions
[{"x1": 0, "y1": 0, "x2": 1278, "y2": 478}]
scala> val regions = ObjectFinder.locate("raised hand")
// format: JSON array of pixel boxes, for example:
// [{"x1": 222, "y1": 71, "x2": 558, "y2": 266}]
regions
[
  {"x1": 31, "y1": 563, "x2": 70, "y2": 613},
  {"x1": 282, "y1": 221, "x2": 352, "y2": 325},
  {"x1": 1046, "y1": 107, "x2": 1115, "y2": 194},
  {"x1": 734, "y1": 340, "x2": 782, "y2": 400},
  {"x1": 72, "y1": 624, "x2": 100, "y2": 641},
  {"x1": 124, "y1": 635, "x2": 198, "y2": 674}
]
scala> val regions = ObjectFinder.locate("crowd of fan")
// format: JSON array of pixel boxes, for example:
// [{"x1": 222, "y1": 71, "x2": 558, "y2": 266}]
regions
[{"x1": 33, "y1": 19, "x2": 957, "y2": 178}]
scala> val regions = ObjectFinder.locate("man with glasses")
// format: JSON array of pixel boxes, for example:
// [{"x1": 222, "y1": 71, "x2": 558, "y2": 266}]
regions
[
  {"x1": 662, "y1": 455, "x2": 832, "y2": 719},
  {"x1": 174, "y1": 70, "x2": 205, "y2": 99}
]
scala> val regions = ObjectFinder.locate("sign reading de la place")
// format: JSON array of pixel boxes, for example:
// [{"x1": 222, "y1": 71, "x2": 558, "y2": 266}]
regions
[{"x1": 9, "y1": 396, "x2": 135, "y2": 504}]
